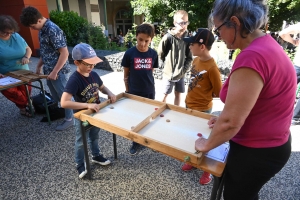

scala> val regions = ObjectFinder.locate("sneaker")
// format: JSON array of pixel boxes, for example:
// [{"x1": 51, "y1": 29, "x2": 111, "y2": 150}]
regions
[
  {"x1": 56, "y1": 119, "x2": 74, "y2": 131},
  {"x1": 182, "y1": 163, "x2": 194, "y2": 171},
  {"x1": 199, "y1": 172, "x2": 213, "y2": 185},
  {"x1": 77, "y1": 163, "x2": 87, "y2": 179},
  {"x1": 291, "y1": 118, "x2": 300, "y2": 125},
  {"x1": 92, "y1": 155, "x2": 111, "y2": 165},
  {"x1": 129, "y1": 142, "x2": 140, "y2": 155}
]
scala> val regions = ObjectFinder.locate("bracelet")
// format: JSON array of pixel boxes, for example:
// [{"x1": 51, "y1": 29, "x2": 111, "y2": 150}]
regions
[{"x1": 23, "y1": 56, "x2": 29, "y2": 59}]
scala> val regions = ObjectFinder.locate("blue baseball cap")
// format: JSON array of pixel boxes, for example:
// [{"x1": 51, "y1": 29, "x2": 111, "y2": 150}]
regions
[{"x1": 72, "y1": 43, "x2": 102, "y2": 64}]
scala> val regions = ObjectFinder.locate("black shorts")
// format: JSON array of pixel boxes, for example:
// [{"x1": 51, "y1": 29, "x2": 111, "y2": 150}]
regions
[{"x1": 163, "y1": 78, "x2": 185, "y2": 94}]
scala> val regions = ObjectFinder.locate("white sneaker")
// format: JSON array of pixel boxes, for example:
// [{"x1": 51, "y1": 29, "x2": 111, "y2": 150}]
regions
[{"x1": 291, "y1": 119, "x2": 300, "y2": 125}]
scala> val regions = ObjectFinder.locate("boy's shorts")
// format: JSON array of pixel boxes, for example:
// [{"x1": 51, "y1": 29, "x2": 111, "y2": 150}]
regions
[{"x1": 163, "y1": 78, "x2": 185, "y2": 95}]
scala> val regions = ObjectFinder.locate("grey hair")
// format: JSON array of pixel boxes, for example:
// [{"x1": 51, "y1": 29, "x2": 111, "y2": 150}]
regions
[{"x1": 209, "y1": 0, "x2": 268, "y2": 36}]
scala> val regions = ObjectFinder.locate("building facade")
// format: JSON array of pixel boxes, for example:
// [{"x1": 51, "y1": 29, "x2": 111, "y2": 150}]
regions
[
  {"x1": 0, "y1": 0, "x2": 143, "y2": 56},
  {"x1": 47, "y1": 0, "x2": 143, "y2": 37}
]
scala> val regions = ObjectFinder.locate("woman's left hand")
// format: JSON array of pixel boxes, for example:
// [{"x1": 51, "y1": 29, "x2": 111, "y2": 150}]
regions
[{"x1": 21, "y1": 57, "x2": 29, "y2": 65}]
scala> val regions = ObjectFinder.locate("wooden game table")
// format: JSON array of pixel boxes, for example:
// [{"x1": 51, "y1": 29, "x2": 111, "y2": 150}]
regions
[
  {"x1": 74, "y1": 93, "x2": 226, "y2": 200},
  {"x1": 0, "y1": 70, "x2": 51, "y2": 124}
]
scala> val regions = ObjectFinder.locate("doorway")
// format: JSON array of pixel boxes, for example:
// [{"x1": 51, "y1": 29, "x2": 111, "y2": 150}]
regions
[{"x1": 115, "y1": 10, "x2": 132, "y2": 35}]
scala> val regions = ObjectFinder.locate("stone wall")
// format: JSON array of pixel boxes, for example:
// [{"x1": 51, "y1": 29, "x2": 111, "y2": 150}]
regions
[
  {"x1": 67, "y1": 46, "x2": 125, "y2": 72},
  {"x1": 67, "y1": 46, "x2": 232, "y2": 84}
]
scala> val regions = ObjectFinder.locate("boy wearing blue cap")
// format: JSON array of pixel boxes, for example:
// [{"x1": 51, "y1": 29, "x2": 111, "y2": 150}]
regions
[
  {"x1": 182, "y1": 28, "x2": 222, "y2": 185},
  {"x1": 61, "y1": 43, "x2": 116, "y2": 178}
]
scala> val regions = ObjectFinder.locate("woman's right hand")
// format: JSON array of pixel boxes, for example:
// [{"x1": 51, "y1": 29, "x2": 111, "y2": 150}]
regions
[
  {"x1": 0, "y1": 73, "x2": 4, "y2": 78},
  {"x1": 208, "y1": 116, "x2": 218, "y2": 129}
]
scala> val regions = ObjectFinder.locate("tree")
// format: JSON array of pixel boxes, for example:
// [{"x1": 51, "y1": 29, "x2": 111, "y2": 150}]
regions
[
  {"x1": 130, "y1": 0, "x2": 300, "y2": 32},
  {"x1": 130, "y1": 0, "x2": 214, "y2": 32},
  {"x1": 268, "y1": 0, "x2": 300, "y2": 31}
]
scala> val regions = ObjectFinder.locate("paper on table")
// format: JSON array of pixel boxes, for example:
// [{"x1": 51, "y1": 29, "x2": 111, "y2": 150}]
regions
[
  {"x1": 205, "y1": 142, "x2": 229, "y2": 163},
  {"x1": 0, "y1": 76, "x2": 21, "y2": 86}
]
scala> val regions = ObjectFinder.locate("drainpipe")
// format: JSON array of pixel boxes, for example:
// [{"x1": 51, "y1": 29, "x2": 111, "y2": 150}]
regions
[
  {"x1": 56, "y1": 0, "x2": 61, "y2": 11},
  {"x1": 103, "y1": 0, "x2": 108, "y2": 34}
]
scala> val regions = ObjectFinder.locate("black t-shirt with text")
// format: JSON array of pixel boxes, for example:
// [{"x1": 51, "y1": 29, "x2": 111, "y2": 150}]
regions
[
  {"x1": 64, "y1": 71, "x2": 103, "y2": 104},
  {"x1": 121, "y1": 47, "x2": 158, "y2": 94}
]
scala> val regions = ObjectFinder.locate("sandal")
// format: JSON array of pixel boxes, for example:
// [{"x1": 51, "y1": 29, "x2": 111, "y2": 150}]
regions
[{"x1": 20, "y1": 107, "x2": 34, "y2": 117}]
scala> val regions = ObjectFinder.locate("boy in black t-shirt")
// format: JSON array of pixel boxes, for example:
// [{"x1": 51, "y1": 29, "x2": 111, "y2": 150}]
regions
[
  {"x1": 121, "y1": 23, "x2": 159, "y2": 155},
  {"x1": 61, "y1": 43, "x2": 116, "y2": 178}
]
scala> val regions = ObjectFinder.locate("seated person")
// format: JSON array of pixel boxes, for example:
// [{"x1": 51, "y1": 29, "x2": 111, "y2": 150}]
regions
[{"x1": 0, "y1": 15, "x2": 32, "y2": 116}]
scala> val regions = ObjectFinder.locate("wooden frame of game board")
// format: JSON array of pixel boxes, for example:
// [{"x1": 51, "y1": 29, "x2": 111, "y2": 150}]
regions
[
  {"x1": 74, "y1": 93, "x2": 226, "y2": 175},
  {"x1": 74, "y1": 93, "x2": 226, "y2": 200}
]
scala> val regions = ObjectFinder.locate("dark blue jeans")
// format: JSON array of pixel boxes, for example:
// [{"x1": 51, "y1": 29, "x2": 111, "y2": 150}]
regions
[
  {"x1": 74, "y1": 119, "x2": 101, "y2": 165},
  {"x1": 295, "y1": 65, "x2": 300, "y2": 84},
  {"x1": 293, "y1": 65, "x2": 300, "y2": 118}
]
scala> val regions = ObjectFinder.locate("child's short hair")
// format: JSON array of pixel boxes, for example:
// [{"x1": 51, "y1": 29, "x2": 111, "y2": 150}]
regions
[
  {"x1": 173, "y1": 10, "x2": 188, "y2": 21},
  {"x1": 136, "y1": 23, "x2": 155, "y2": 39},
  {"x1": 20, "y1": 6, "x2": 43, "y2": 27}
]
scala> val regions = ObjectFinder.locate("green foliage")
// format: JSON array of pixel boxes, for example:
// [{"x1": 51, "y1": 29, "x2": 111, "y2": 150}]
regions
[
  {"x1": 50, "y1": 10, "x2": 125, "y2": 51},
  {"x1": 267, "y1": 0, "x2": 300, "y2": 31},
  {"x1": 151, "y1": 25, "x2": 165, "y2": 51},
  {"x1": 124, "y1": 24, "x2": 137, "y2": 47},
  {"x1": 131, "y1": 0, "x2": 300, "y2": 32},
  {"x1": 131, "y1": 0, "x2": 215, "y2": 31},
  {"x1": 87, "y1": 23, "x2": 108, "y2": 50},
  {"x1": 232, "y1": 49, "x2": 241, "y2": 61},
  {"x1": 284, "y1": 47, "x2": 297, "y2": 61},
  {"x1": 49, "y1": 10, "x2": 88, "y2": 46},
  {"x1": 109, "y1": 41, "x2": 127, "y2": 51},
  {"x1": 123, "y1": 23, "x2": 164, "y2": 51}
]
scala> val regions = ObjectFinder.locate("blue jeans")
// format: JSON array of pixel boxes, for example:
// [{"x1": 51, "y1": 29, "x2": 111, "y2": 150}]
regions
[
  {"x1": 74, "y1": 119, "x2": 101, "y2": 165},
  {"x1": 202, "y1": 108, "x2": 212, "y2": 114},
  {"x1": 46, "y1": 71, "x2": 73, "y2": 119},
  {"x1": 186, "y1": 105, "x2": 212, "y2": 114},
  {"x1": 294, "y1": 98, "x2": 300, "y2": 119},
  {"x1": 294, "y1": 65, "x2": 300, "y2": 84},
  {"x1": 293, "y1": 65, "x2": 300, "y2": 118}
]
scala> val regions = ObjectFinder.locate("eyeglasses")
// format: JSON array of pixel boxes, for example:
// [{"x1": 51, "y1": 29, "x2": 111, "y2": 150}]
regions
[
  {"x1": 80, "y1": 60, "x2": 96, "y2": 68},
  {"x1": 213, "y1": 21, "x2": 228, "y2": 37},
  {"x1": 0, "y1": 31, "x2": 15, "y2": 36},
  {"x1": 176, "y1": 21, "x2": 190, "y2": 26}
]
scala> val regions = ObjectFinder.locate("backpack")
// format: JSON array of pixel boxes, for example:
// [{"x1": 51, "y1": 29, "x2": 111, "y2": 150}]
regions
[
  {"x1": 32, "y1": 91, "x2": 65, "y2": 122},
  {"x1": 32, "y1": 91, "x2": 57, "y2": 114}
]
